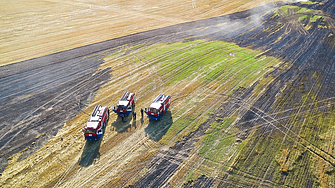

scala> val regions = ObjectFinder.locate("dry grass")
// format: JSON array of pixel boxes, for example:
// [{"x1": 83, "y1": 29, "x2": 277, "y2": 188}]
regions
[{"x1": 0, "y1": 0, "x2": 280, "y2": 66}]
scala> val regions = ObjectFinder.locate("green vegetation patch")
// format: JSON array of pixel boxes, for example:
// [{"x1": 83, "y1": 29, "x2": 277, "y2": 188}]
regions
[
  {"x1": 299, "y1": 15, "x2": 309, "y2": 21},
  {"x1": 103, "y1": 39, "x2": 283, "y2": 147},
  {"x1": 310, "y1": 15, "x2": 324, "y2": 22},
  {"x1": 156, "y1": 41, "x2": 281, "y2": 143},
  {"x1": 274, "y1": 5, "x2": 322, "y2": 23},
  {"x1": 276, "y1": 5, "x2": 316, "y2": 15},
  {"x1": 275, "y1": 5, "x2": 301, "y2": 16},
  {"x1": 296, "y1": 7, "x2": 313, "y2": 14}
]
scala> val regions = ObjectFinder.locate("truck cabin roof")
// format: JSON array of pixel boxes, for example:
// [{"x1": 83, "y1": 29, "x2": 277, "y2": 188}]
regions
[
  {"x1": 117, "y1": 100, "x2": 129, "y2": 107},
  {"x1": 149, "y1": 102, "x2": 162, "y2": 110},
  {"x1": 149, "y1": 94, "x2": 169, "y2": 109},
  {"x1": 85, "y1": 121, "x2": 99, "y2": 129}
]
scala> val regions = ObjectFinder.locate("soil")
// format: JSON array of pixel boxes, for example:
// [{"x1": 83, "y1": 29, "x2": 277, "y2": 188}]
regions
[{"x1": 1, "y1": 0, "x2": 335, "y2": 187}]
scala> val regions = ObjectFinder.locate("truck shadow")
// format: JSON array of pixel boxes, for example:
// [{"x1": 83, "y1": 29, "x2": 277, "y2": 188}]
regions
[
  {"x1": 111, "y1": 116, "x2": 133, "y2": 133},
  {"x1": 145, "y1": 111, "x2": 173, "y2": 142},
  {"x1": 78, "y1": 127, "x2": 105, "y2": 167}
]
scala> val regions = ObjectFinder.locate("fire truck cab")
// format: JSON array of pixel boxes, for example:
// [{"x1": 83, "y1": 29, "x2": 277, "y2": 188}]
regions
[
  {"x1": 113, "y1": 91, "x2": 135, "y2": 117},
  {"x1": 84, "y1": 105, "x2": 109, "y2": 141},
  {"x1": 145, "y1": 94, "x2": 171, "y2": 120}
]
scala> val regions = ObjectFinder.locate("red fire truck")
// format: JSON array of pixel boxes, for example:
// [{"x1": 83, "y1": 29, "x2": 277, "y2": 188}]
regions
[
  {"x1": 83, "y1": 105, "x2": 109, "y2": 141},
  {"x1": 145, "y1": 94, "x2": 171, "y2": 120},
  {"x1": 113, "y1": 91, "x2": 135, "y2": 117}
]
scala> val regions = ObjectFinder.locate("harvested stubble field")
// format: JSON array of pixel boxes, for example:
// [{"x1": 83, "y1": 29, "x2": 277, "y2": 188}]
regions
[
  {"x1": 0, "y1": 0, "x2": 279, "y2": 66},
  {"x1": 1, "y1": 0, "x2": 335, "y2": 188}
]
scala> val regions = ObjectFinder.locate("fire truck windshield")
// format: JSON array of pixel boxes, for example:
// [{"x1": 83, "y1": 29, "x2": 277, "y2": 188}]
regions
[
  {"x1": 118, "y1": 106, "x2": 126, "y2": 110},
  {"x1": 85, "y1": 129, "x2": 96, "y2": 134},
  {"x1": 149, "y1": 108, "x2": 158, "y2": 113}
]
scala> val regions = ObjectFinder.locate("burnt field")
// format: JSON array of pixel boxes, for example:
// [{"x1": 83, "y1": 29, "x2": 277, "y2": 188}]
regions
[{"x1": 1, "y1": 0, "x2": 335, "y2": 187}]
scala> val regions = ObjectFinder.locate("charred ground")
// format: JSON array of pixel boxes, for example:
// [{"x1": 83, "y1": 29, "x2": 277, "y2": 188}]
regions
[
  {"x1": 126, "y1": 1, "x2": 335, "y2": 187},
  {"x1": 1, "y1": 0, "x2": 335, "y2": 187}
]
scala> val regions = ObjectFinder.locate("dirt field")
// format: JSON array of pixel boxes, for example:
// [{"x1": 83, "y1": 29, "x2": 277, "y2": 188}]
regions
[
  {"x1": 0, "y1": 0, "x2": 281, "y2": 66},
  {"x1": 1, "y1": 0, "x2": 335, "y2": 188}
]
